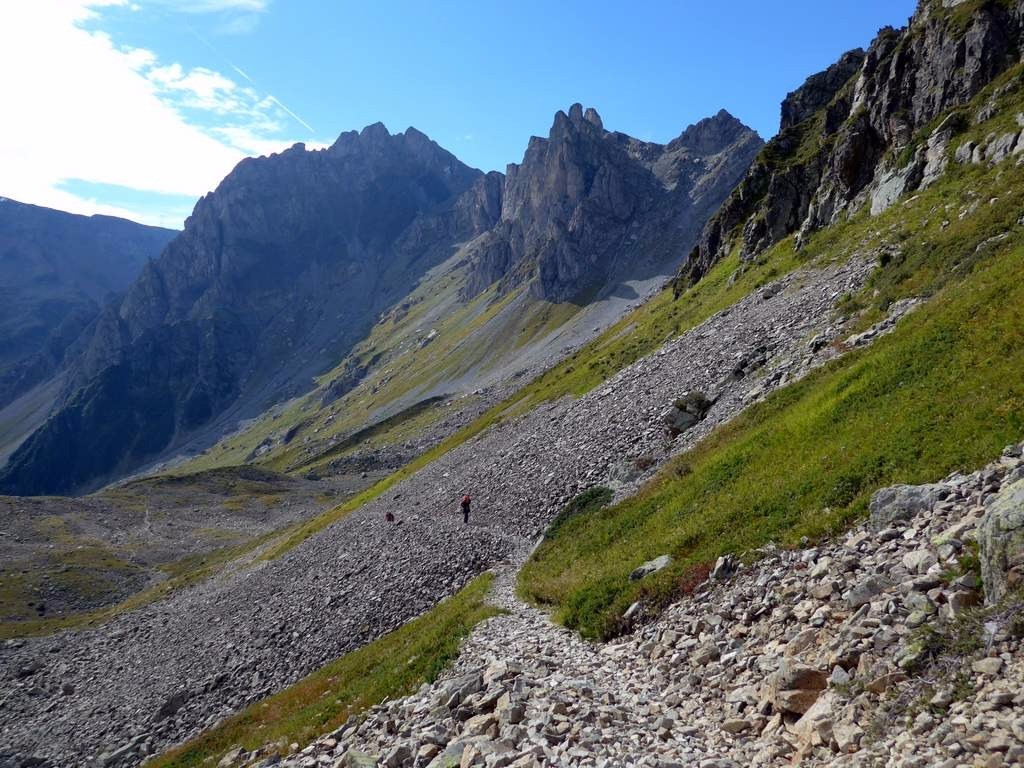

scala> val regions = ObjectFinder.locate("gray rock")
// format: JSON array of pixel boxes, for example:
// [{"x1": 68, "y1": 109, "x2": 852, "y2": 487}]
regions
[
  {"x1": 340, "y1": 751, "x2": 380, "y2": 768},
  {"x1": 663, "y1": 392, "x2": 715, "y2": 436},
  {"x1": 846, "y1": 576, "x2": 888, "y2": 608},
  {"x1": 710, "y1": 554, "x2": 739, "y2": 582},
  {"x1": 629, "y1": 555, "x2": 672, "y2": 581},
  {"x1": 383, "y1": 744, "x2": 412, "y2": 767},
  {"x1": 987, "y1": 131, "x2": 1020, "y2": 164},
  {"x1": 154, "y1": 690, "x2": 190, "y2": 721},
  {"x1": 979, "y1": 479, "x2": 1024, "y2": 603},
  {"x1": 869, "y1": 484, "x2": 945, "y2": 530}
]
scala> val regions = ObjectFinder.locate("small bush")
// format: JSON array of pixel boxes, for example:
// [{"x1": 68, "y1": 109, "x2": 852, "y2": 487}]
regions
[
  {"x1": 633, "y1": 453, "x2": 657, "y2": 472},
  {"x1": 678, "y1": 562, "x2": 713, "y2": 596}
]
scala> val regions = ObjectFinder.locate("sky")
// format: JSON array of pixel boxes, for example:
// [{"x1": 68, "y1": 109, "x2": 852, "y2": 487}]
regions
[{"x1": 0, "y1": 0, "x2": 917, "y2": 229}]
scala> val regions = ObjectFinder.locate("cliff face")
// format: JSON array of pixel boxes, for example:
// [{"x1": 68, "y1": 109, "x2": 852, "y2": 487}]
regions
[
  {"x1": 462, "y1": 105, "x2": 763, "y2": 303},
  {"x1": 0, "y1": 126, "x2": 499, "y2": 495},
  {"x1": 680, "y1": 0, "x2": 1024, "y2": 288},
  {"x1": 0, "y1": 199, "x2": 175, "y2": 407}
]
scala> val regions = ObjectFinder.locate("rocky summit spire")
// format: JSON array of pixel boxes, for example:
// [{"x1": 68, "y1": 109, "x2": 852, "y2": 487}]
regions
[{"x1": 460, "y1": 104, "x2": 762, "y2": 302}]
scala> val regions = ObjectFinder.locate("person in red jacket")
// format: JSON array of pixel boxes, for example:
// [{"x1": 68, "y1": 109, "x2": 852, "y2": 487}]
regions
[{"x1": 460, "y1": 494, "x2": 471, "y2": 524}]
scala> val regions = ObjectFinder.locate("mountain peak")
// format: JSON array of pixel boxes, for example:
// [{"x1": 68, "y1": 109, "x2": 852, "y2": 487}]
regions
[
  {"x1": 360, "y1": 121, "x2": 392, "y2": 142},
  {"x1": 550, "y1": 103, "x2": 606, "y2": 140},
  {"x1": 669, "y1": 109, "x2": 759, "y2": 156}
]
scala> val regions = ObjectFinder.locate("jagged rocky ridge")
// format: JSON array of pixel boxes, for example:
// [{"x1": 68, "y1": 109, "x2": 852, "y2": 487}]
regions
[
  {"x1": 0, "y1": 109, "x2": 760, "y2": 496},
  {"x1": 0, "y1": 127, "x2": 500, "y2": 495},
  {"x1": 678, "y1": 0, "x2": 1024, "y2": 289},
  {"x1": 463, "y1": 106, "x2": 761, "y2": 302},
  {"x1": 0, "y1": 199, "x2": 175, "y2": 410}
]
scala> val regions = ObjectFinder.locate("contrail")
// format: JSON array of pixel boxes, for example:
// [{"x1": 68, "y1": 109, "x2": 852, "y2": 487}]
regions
[
  {"x1": 267, "y1": 95, "x2": 316, "y2": 133},
  {"x1": 230, "y1": 63, "x2": 254, "y2": 83},
  {"x1": 184, "y1": 22, "x2": 316, "y2": 135}
]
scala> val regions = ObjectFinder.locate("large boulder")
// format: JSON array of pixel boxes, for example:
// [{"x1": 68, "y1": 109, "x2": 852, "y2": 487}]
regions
[
  {"x1": 663, "y1": 392, "x2": 715, "y2": 436},
  {"x1": 979, "y1": 479, "x2": 1024, "y2": 604},
  {"x1": 629, "y1": 554, "x2": 672, "y2": 581},
  {"x1": 868, "y1": 483, "x2": 946, "y2": 530},
  {"x1": 764, "y1": 660, "x2": 827, "y2": 714}
]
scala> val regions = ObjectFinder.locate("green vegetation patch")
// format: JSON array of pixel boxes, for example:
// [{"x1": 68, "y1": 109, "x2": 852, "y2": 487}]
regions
[
  {"x1": 544, "y1": 487, "x2": 613, "y2": 541},
  {"x1": 148, "y1": 572, "x2": 500, "y2": 768}
]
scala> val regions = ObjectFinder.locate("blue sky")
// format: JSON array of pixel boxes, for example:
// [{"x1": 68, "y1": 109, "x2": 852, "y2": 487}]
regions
[{"x1": 0, "y1": 1, "x2": 915, "y2": 228}]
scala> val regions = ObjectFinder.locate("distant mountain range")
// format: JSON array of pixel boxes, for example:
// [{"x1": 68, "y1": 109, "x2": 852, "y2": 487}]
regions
[
  {"x1": 0, "y1": 200, "x2": 175, "y2": 405},
  {"x1": 0, "y1": 109, "x2": 761, "y2": 495}
]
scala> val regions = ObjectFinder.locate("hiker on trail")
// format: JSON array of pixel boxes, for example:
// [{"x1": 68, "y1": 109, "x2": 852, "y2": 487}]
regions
[{"x1": 460, "y1": 494, "x2": 471, "y2": 524}]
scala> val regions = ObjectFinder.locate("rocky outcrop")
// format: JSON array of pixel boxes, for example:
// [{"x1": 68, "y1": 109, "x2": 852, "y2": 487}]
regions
[
  {"x1": 463, "y1": 105, "x2": 762, "y2": 302},
  {"x1": 779, "y1": 49, "x2": 867, "y2": 133},
  {"x1": 980, "y1": 473, "x2": 1024, "y2": 603},
  {"x1": 0, "y1": 127, "x2": 501, "y2": 495},
  {"x1": 0, "y1": 199, "x2": 174, "y2": 408},
  {"x1": 679, "y1": 0, "x2": 1024, "y2": 289}
]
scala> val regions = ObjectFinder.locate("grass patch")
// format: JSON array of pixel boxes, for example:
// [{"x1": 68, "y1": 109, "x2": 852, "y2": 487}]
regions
[
  {"x1": 148, "y1": 572, "x2": 499, "y2": 768},
  {"x1": 543, "y1": 487, "x2": 613, "y2": 541}
]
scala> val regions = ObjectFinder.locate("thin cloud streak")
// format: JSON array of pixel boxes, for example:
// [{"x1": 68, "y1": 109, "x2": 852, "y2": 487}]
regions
[{"x1": 267, "y1": 95, "x2": 316, "y2": 133}]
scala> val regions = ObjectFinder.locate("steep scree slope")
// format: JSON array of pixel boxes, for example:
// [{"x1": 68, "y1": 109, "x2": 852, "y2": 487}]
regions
[{"x1": 0, "y1": 255, "x2": 871, "y2": 766}]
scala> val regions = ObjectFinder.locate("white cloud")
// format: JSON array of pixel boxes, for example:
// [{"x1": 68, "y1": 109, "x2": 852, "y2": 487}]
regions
[
  {"x1": 0, "y1": 0, "x2": 313, "y2": 227},
  {"x1": 143, "y1": 1, "x2": 269, "y2": 13}
]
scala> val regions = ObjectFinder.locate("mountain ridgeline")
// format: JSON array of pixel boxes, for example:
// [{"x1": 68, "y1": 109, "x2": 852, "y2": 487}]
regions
[
  {"x1": 0, "y1": 109, "x2": 762, "y2": 495},
  {"x1": 0, "y1": 199, "x2": 175, "y2": 409},
  {"x1": 678, "y1": 0, "x2": 1024, "y2": 288},
  {"x1": 461, "y1": 106, "x2": 762, "y2": 302}
]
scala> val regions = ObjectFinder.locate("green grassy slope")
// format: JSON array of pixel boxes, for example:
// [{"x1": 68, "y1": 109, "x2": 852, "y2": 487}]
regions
[
  {"x1": 179, "y1": 249, "x2": 585, "y2": 478},
  {"x1": 518, "y1": 98, "x2": 1024, "y2": 638},
  {"x1": 149, "y1": 573, "x2": 499, "y2": 768}
]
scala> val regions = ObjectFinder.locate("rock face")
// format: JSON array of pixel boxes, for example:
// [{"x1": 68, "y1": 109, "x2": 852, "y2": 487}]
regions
[
  {"x1": 0, "y1": 127, "x2": 500, "y2": 495},
  {"x1": 679, "y1": 0, "x2": 1024, "y2": 288},
  {"x1": 980, "y1": 477, "x2": 1024, "y2": 603},
  {"x1": 0, "y1": 198, "x2": 175, "y2": 409},
  {"x1": 1, "y1": 108, "x2": 760, "y2": 496},
  {"x1": 463, "y1": 105, "x2": 762, "y2": 302}
]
